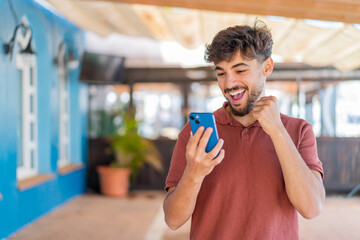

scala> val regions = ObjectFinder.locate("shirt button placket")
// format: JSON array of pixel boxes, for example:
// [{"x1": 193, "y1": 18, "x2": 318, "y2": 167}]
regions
[
  {"x1": 240, "y1": 128, "x2": 249, "y2": 159},
  {"x1": 242, "y1": 128, "x2": 249, "y2": 141}
]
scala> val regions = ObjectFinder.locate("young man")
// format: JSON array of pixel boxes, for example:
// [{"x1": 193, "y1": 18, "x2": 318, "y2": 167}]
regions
[{"x1": 163, "y1": 22, "x2": 325, "y2": 240}]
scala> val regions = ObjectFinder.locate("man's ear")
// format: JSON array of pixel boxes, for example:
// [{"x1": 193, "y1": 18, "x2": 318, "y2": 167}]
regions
[{"x1": 262, "y1": 57, "x2": 274, "y2": 77}]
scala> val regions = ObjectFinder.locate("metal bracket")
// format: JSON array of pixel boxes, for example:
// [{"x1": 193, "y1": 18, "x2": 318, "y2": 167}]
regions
[{"x1": 346, "y1": 183, "x2": 360, "y2": 198}]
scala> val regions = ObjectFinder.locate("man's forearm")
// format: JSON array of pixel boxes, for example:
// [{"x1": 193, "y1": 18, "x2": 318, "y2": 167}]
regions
[
  {"x1": 269, "y1": 126, "x2": 325, "y2": 219},
  {"x1": 163, "y1": 168, "x2": 204, "y2": 230},
  {"x1": 164, "y1": 127, "x2": 225, "y2": 229}
]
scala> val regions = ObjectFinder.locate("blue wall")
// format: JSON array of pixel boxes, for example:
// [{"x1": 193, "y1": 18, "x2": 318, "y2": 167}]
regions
[{"x1": 0, "y1": 0, "x2": 88, "y2": 238}]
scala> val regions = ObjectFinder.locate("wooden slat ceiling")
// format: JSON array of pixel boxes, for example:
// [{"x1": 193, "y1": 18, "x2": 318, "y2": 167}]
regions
[
  {"x1": 84, "y1": 0, "x2": 360, "y2": 24},
  {"x1": 45, "y1": 0, "x2": 360, "y2": 71}
]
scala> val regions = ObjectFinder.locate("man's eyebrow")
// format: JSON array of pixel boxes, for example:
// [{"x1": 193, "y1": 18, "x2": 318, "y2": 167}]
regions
[
  {"x1": 232, "y1": 63, "x2": 249, "y2": 69},
  {"x1": 214, "y1": 62, "x2": 249, "y2": 71}
]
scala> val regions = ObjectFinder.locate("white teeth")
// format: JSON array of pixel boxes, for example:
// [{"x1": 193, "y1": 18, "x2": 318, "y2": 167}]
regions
[{"x1": 229, "y1": 89, "x2": 245, "y2": 96}]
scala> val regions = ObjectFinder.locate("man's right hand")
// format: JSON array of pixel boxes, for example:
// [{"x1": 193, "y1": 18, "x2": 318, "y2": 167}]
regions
[{"x1": 185, "y1": 126, "x2": 225, "y2": 182}]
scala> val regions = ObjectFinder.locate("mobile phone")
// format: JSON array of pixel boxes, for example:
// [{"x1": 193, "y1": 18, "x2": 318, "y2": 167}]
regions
[{"x1": 189, "y1": 112, "x2": 219, "y2": 153}]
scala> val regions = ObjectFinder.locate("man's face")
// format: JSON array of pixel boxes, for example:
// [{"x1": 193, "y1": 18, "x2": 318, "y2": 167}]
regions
[{"x1": 215, "y1": 52, "x2": 272, "y2": 117}]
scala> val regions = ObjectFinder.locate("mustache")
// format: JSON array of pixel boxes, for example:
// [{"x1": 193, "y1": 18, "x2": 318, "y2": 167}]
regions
[{"x1": 224, "y1": 86, "x2": 248, "y2": 94}]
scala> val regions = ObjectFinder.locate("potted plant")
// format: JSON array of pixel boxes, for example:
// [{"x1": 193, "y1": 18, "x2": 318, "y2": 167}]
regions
[{"x1": 97, "y1": 108, "x2": 162, "y2": 197}]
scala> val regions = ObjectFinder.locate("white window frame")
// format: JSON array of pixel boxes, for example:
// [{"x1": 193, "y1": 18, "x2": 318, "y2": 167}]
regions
[
  {"x1": 16, "y1": 54, "x2": 38, "y2": 180},
  {"x1": 16, "y1": 17, "x2": 38, "y2": 180},
  {"x1": 57, "y1": 43, "x2": 71, "y2": 168}
]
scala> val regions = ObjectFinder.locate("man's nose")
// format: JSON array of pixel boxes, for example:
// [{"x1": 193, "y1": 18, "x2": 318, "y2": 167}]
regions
[{"x1": 225, "y1": 72, "x2": 238, "y2": 89}]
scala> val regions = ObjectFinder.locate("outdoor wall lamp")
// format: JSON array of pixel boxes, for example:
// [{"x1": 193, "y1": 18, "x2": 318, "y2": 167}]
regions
[
  {"x1": 54, "y1": 41, "x2": 80, "y2": 70},
  {"x1": 3, "y1": 23, "x2": 36, "y2": 59}
]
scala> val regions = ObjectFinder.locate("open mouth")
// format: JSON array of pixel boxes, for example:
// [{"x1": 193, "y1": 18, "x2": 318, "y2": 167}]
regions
[{"x1": 228, "y1": 89, "x2": 246, "y2": 105}]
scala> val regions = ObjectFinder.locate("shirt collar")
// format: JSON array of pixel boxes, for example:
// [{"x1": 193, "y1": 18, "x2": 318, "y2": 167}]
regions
[{"x1": 214, "y1": 102, "x2": 261, "y2": 128}]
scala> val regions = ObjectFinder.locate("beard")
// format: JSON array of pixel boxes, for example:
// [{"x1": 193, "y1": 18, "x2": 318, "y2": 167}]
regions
[{"x1": 226, "y1": 83, "x2": 264, "y2": 117}]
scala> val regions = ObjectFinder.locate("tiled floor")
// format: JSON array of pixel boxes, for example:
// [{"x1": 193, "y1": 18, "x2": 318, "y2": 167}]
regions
[{"x1": 8, "y1": 192, "x2": 360, "y2": 240}]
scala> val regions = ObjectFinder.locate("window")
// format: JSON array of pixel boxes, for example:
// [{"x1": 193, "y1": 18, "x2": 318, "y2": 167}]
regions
[
  {"x1": 188, "y1": 82, "x2": 224, "y2": 113},
  {"x1": 16, "y1": 54, "x2": 38, "y2": 180},
  {"x1": 336, "y1": 81, "x2": 360, "y2": 137},
  {"x1": 133, "y1": 83, "x2": 184, "y2": 139},
  {"x1": 57, "y1": 44, "x2": 71, "y2": 168},
  {"x1": 266, "y1": 80, "x2": 360, "y2": 137}
]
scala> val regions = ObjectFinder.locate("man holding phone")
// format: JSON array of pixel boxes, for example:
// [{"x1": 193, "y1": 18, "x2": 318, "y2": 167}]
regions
[{"x1": 163, "y1": 21, "x2": 325, "y2": 240}]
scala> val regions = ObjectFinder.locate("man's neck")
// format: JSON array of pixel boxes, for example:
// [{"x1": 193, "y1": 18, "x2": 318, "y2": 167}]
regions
[{"x1": 225, "y1": 106, "x2": 257, "y2": 127}]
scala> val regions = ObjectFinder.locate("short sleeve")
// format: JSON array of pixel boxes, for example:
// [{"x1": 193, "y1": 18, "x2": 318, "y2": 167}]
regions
[
  {"x1": 164, "y1": 123, "x2": 191, "y2": 191},
  {"x1": 298, "y1": 122, "x2": 324, "y2": 179}
]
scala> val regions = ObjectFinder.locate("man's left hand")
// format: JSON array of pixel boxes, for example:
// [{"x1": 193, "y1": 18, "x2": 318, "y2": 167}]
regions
[{"x1": 252, "y1": 96, "x2": 283, "y2": 136}]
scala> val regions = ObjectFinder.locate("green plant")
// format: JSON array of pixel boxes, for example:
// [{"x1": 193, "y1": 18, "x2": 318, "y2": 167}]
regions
[{"x1": 109, "y1": 108, "x2": 163, "y2": 177}]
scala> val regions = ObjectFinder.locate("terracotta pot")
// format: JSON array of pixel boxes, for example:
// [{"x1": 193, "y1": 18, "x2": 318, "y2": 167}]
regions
[{"x1": 97, "y1": 166, "x2": 131, "y2": 197}]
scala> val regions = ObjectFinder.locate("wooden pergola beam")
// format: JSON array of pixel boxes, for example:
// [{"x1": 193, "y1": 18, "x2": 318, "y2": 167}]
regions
[
  {"x1": 74, "y1": 0, "x2": 360, "y2": 24},
  {"x1": 122, "y1": 65, "x2": 360, "y2": 84}
]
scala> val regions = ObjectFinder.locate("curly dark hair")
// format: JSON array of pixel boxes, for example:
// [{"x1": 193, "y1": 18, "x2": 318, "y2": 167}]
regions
[{"x1": 204, "y1": 21, "x2": 273, "y2": 64}]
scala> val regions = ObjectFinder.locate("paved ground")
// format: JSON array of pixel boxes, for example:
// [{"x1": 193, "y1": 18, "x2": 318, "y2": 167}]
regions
[
  {"x1": 298, "y1": 197, "x2": 360, "y2": 240},
  {"x1": 9, "y1": 191, "x2": 165, "y2": 240},
  {"x1": 8, "y1": 192, "x2": 360, "y2": 240}
]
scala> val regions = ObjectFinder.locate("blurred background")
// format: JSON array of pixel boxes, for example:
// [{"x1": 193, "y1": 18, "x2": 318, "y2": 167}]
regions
[{"x1": 1, "y1": 0, "x2": 360, "y2": 239}]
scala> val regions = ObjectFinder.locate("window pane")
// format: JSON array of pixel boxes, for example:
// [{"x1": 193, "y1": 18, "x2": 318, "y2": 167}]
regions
[
  {"x1": 88, "y1": 85, "x2": 129, "y2": 138},
  {"x1": 336, "y1": 81, "x2": 360, "y2": 137},
  {"x1": 30, "y1": 122, "x2": 34, "y2": 141},
  {"x1": 133, "y1": 83, "x2": 183, "y2": 139},
  {"x1": 65, "y1": 122, "x2": 68, "y2": 137},
  {"x1": 30, "y1": 150, "x2": 35, "y2": 168},
  {"x1": 18, "y1": 69, "x2": 23, "y2": 168},
  {"x1": 30, "y1": 94, "x2": 33, "y2": 113},
  {"x1": 30, "y1": 68, "x2": 33, "y2": 86},
  {"x1": 189, "y1": 82, "x2": 223, "y2": 113}
]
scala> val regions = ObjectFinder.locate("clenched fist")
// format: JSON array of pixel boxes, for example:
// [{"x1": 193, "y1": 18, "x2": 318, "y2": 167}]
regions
[{"x1": 252, "y1": 96, "x2": 284, "y2": 136}]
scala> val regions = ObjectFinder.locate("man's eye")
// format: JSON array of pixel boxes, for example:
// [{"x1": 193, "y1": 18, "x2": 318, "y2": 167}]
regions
[
  {"x1": 237, "y1": 70, "x2": 246, "y2": 73},
  {"x1": 217, "y1": 73, "x2": 224, "y2": 76}
]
